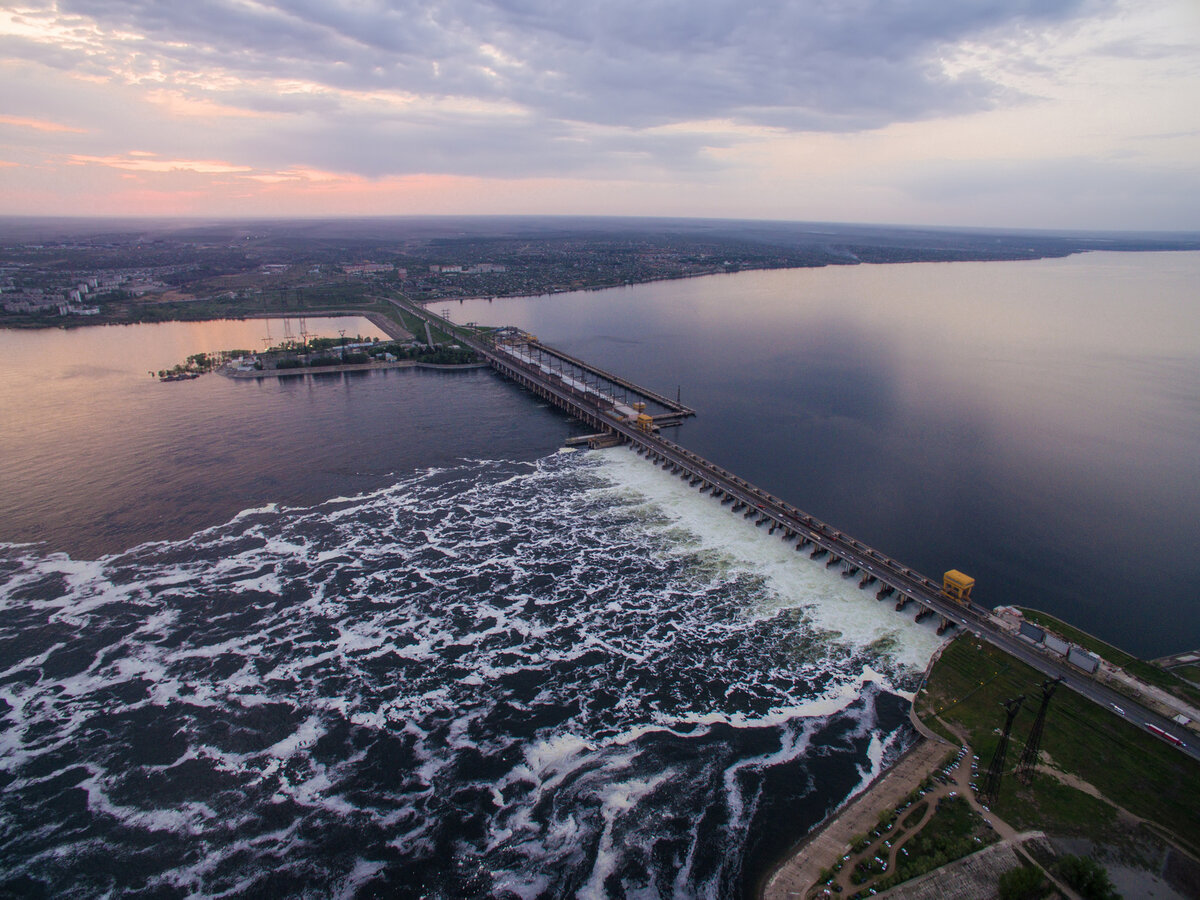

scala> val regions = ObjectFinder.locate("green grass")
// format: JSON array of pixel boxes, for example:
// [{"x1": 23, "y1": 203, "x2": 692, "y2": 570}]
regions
[
  {"x1": 1170, "y1": 664, "x2": 1200, "y2": 685},
  {"x1": 917, "y1": 635, "x2": 1200, "y2": 853},
  {"x1": 899, "y1": 800, "x2": 929, "y2": 828},
  {"x1": 872, "y1": 796, "x2": 996, "y2": 892},
  {"x1": 997, "y1": 776, "x2": 1117, "y2": 836},
  {"x1": 1019, "y1": 608, "x2": 1200, "y2": 709},
  {"x1": 381, "y1": 294, "x2": 465, "y2": 345}
]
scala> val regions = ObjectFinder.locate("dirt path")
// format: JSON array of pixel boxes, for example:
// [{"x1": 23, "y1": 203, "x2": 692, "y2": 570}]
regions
[{"x1": 821, "y1": 746, "x2": 968, "y2": 897}]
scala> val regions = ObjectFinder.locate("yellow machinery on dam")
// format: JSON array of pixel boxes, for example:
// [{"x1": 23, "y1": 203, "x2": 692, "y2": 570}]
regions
[
  {"x1": 942, "y1": 569, "x2": 975, "y2": 604},
  {"x1": 631, "y1": 402, "x2": 654, "y2": 433}
]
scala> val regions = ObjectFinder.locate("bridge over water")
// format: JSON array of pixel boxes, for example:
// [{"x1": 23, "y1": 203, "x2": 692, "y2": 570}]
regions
[{"x1": 389, "y1": 296, "x2": 1199, "y2": 758}]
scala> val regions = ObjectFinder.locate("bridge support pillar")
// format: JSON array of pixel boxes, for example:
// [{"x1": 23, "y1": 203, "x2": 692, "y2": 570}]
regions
[
  {"x1": 826, "y1": 555, "x2": 841, "y2": 568},
  {"x1": 895, "y1": 595, "x2": 911, "y2": 612},
  {"x1": 937, "y1": 616, "x2": 953, "y2": 635}
]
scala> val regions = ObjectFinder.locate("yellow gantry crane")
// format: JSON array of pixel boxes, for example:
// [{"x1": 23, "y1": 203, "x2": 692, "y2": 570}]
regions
[{"x1": 942, "y1": 570, "x2": 975, "y2": 605}]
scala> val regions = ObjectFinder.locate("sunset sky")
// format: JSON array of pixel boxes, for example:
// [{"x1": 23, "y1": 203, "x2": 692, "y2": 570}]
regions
[{"x1": 1, "y1": 0, "x2": 1198, "y2": 229}]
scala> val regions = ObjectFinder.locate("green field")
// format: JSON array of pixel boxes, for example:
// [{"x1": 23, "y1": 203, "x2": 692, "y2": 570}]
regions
[
  {"x1": 884, "y1": 796, "x2": 996, "y2": 886},
  {"x1": 383, "y1": 294, "x2": 482, "y2": 346},
  {"x1": 917, "y1": 635, "x2": 1200, "y2": 854},
  {"x1": 1172, "y1": 664, "x2": 1200, "y2": 685}
]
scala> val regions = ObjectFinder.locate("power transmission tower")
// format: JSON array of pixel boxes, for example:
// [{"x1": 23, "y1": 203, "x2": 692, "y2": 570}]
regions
[
  {"x1": 982, "y1": 695, "x2": 1025, "y2": 803},
  {"x1": 1017, "y1": 677, "x2": 1062, "y2": 783}
]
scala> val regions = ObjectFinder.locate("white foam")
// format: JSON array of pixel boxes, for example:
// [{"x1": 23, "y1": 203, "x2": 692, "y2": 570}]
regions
[
  {"x1": 264, "y1": 714, "x2": 325, "y2": 761},
  {"x1": 334, "y1": 859, "x2": 387, "y2": 900},
  {"x1": 844, "y1": 727, "x2": 909, "y2": 806},
  {"x1": 590, "y1": 447, "x2": 947, "y2": 672},
  {"x1": 578, "y1": 771, "x2": 674, "y2": 900},
  {"x1": 0, "y1": 449, "x2": 934, "y2": 896}
]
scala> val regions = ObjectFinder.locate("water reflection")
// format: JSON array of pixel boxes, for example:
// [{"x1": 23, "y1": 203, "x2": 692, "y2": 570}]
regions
[{"x1": 0, "y1": 316, "x2": 573, "y2": 558}]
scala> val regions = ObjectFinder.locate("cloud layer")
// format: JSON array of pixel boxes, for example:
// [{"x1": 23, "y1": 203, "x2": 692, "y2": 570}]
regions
[{"x1": 1, "y1": 0, "x2": 1197, "y2": 227}]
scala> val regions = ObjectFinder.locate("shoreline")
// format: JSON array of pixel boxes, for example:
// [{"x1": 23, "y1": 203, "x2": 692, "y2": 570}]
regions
[
  {"x1": 758, "y1": 735, "x2": 949, "y2": 900},
  {"x1": 220, "y1": 359, "x2": 489, "y2": 379},
  {"x1": 0, "y1": 307, "x2": 416, "y2": 337},
  {"x1": 0, "y1": 252, "x2": 1115, "y2": 333},
  {"x1": 757, "y1": 644, "x2": 955, "y2": 899}
]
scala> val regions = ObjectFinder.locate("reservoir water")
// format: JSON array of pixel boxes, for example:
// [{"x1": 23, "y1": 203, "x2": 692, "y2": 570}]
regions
[
  {"x1": 1, "y1": 250, "x2": 1197, "y2": 897},
  {"x1": 451, "y1": 251, "x2": 1200, "y2": 659}
]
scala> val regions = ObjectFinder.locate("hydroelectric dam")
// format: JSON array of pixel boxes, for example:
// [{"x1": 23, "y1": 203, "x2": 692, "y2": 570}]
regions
[{"x1": 388, "y1": 296, "x2": 1198, "y2": 759}]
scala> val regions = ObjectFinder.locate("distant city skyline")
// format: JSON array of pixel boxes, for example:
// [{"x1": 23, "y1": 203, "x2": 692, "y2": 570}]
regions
[{"x1": 1, "y1": 0, "x2": 1198, "y2": 230}]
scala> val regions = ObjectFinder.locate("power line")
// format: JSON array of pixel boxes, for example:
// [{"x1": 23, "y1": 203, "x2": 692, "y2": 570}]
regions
[
  {"x1": 1017, "y1": 677, "x2": 1062, "y2": 783},
  {"x1": 982, "y1": 694, "x2": 1025, "y2": 803}
]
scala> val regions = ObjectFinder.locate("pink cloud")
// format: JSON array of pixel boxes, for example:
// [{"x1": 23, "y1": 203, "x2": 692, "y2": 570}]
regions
[
  {"x1": 68, "y1": 154, "x2": 252, "y2": 174},
  {"x1": 0, "y1": 114, "x2": 86, "y2": 134}
]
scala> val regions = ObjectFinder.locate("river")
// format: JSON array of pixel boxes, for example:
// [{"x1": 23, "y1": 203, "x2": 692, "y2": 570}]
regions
[{"x1": 0, "y1": 250, "x2": 1196, "y2": 897}]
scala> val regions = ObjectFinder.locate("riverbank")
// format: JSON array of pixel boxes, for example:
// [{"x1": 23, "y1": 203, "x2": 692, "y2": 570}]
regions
[
  {"x1": 0, "y1": 299, "x2": 416, "y2": 338},
  {"x1": 759, "y1": 643, "x2": 958, "y2": 899},
  {"x1": 760, "y1": 630, "x2": 1200, "y2": 899},
  {"x1": 221, "y1": 359, "x2": 489, "y2": 379},
  {"x1": 759, "y1": 735, "x2": 952, "y2": 899}
]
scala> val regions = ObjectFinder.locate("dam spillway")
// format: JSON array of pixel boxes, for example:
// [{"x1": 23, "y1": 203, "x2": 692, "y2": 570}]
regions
[{"x1": 393, "y1": 298, "x2": 970, "y2": 636}]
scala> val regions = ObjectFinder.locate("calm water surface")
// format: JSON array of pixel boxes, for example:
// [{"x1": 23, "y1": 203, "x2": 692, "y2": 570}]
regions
[
  {"x1": 451, "y1": 252, "x2": 1200, "y2": 658},
  {"x1": 0, "y1": 316, "x2": 573, "y2": 556}
]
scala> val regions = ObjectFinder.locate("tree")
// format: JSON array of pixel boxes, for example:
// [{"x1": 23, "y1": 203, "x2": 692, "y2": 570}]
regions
[
  {"x1": 1055, "y1": 854, "x2": 1120, "y2": 900},
  {"x1": 998, "y1": 865, "x2": 1046, "y2": 900}
]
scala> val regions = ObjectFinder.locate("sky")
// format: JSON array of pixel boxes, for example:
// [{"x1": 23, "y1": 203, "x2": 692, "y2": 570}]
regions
[{"x1": 1, "y1": 0, "x2": 1198, "y2": 229}]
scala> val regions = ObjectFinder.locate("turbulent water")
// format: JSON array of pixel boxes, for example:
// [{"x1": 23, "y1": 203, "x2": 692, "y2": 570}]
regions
[{"x1": 0, "y1": 447, "x2": 943, "y2": 899}]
